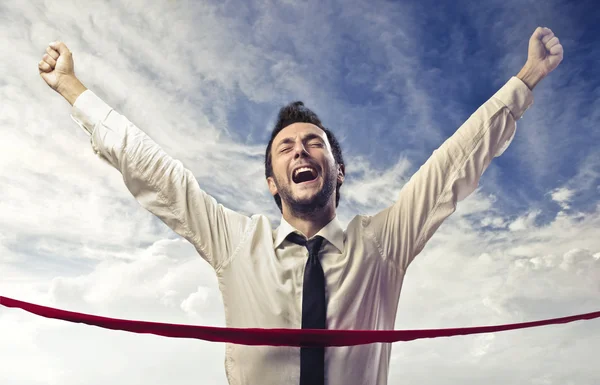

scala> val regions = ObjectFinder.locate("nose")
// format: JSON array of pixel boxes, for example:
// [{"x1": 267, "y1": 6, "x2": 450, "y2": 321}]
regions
[{"x1": 293, "y1": 140, "x2": 309, "y2": 159}]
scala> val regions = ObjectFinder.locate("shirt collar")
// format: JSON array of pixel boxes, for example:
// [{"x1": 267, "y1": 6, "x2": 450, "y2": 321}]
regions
[{"x1": 273, "y1": 215, "x2": 344, "y2": 252}]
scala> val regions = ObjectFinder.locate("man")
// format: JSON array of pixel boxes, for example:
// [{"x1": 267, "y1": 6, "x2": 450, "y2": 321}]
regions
[{"x1": 38, "y1": 27, "x2": 563, "y2": 385}]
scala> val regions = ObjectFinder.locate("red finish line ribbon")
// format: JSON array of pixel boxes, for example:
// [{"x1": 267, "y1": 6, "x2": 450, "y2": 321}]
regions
[{"x1": 1, "y1": 296, "x2": 598, "y2": 347}]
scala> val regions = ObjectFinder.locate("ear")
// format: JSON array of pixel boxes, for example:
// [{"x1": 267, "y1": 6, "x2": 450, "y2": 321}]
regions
[
  {"x1": 337, "y1": 164, "x2": 345, "y2": 186},
  {"x1": 267, "y1": 176, "x2": 278, "y2": 196}
]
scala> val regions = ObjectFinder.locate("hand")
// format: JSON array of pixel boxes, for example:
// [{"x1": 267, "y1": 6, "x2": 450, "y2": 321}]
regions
[
  {"x1": 517, "y1": 27, "x2": 564, "y2": 90},
  {"x1": 38, "y1": 41, "x2": 87, "y2": 105},
  {"x1": 38, "y1": 41, "x2": 77, "y2": 92},
  {"x1": 526, "y1": 27, "x2": 564, "y2": 77}
]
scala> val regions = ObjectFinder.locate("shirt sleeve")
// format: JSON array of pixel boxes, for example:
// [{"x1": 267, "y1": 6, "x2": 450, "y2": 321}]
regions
[
  {"x1": 70, "y1": 90, "x2": 252, "y2": 270},
  {"x1": 366, "y1": 77, "x2": 534, "y2": 271}
]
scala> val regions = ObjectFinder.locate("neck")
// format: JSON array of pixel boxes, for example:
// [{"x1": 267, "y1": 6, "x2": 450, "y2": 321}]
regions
[{"x1": 282, "y1": 202, "x2": 336, "y2": 239}]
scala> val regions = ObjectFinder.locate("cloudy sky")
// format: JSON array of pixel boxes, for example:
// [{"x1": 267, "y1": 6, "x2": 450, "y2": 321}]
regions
[{"x1": 1, "y1": 0, "x2": 599, "y2": 384}]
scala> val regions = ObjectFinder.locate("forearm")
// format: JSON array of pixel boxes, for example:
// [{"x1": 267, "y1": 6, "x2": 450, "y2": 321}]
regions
[
  {"x1": 100, "y1": 116, "x2": 252, "y2": 270},
  {"x1": 58, "y1": 75, "x2": 88, "y2": 106},
  {"x1": 409, "y1": 95, "x2": 518, "y2": 253},
  {"x1": 369, "y1": 77, "x2": 533, "y2": 271},
  {"x1": 71, "y1": 91, "x2": 203, "y2": 244},
  {"x1": 70, "y1": 91, "x2": 251, "y2": 269}
]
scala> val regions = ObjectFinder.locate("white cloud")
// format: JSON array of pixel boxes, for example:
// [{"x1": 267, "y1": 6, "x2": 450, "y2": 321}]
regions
[
  {"x1": 341, "y1": 155, "x2": 413, "y2": 210},
  {"x1": 180, "y1": 287, "x2": 211, "y2": 317},
  {"x1": 508, "y1": 209, "x2": 541, "y2": 231},
  {"x1": 480, "y1": 215, "x2": 507, "y2": 228},
  {"x1": 392, "y1": 198, "x2": 600, "y2": 384},
  {"x1": 551, "y1": 187, "x2": 575, "y2": 210}
]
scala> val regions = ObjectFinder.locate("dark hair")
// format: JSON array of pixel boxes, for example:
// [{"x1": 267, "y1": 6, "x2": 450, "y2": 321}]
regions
[{"x1": 265, "y1": 101, "x2": 345, "y2": 212}]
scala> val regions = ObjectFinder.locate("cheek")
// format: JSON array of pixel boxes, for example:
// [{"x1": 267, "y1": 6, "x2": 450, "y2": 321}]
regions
[
  {"x1": 317, "y1": 153, "x2": 336, "y2": 171},
  {"x1": 273, "y1": 160, "x2": 289, "y2": 181}
]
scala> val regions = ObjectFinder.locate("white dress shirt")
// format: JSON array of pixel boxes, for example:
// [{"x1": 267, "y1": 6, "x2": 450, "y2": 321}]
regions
[{"x1": 69, "y1": 77, "x2": 533, "y2": 385}]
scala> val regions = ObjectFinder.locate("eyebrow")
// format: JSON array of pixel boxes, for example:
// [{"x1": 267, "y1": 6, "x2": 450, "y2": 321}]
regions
[{"x1": 276, "y1": 133, "x2": 325, "y2": 148}]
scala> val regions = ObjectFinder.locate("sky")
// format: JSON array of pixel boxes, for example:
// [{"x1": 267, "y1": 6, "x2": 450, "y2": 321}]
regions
[{"x1": 0, "y1": 0, "x2": 599, "y2": 384}]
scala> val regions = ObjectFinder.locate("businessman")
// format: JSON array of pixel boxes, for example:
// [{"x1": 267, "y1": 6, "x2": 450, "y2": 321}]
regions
[{"x1": 38, "y1": 26, "x2": 563, "y2": 385}]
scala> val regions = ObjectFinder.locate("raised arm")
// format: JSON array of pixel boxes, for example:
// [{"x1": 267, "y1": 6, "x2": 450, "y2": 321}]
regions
[
  {"x1": 38, "y1": 42, "x2": 252, "y2": 271},
  {"x1": 366, "y1": 27, "x2": 564, "y2": 271}
]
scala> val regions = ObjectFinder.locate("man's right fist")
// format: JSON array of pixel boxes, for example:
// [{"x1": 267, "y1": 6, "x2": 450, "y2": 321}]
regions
[{"x1": 39, "y1": 41, "x2": 76, "y2": 92}]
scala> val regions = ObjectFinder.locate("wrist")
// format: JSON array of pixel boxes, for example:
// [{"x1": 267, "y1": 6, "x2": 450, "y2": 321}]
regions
[
  {"x1": 57, "y1": 76, "x2": 87, "y2": 106},
  {"x1": 516, "y1": 62, "x2": 545, "y2": 91}
]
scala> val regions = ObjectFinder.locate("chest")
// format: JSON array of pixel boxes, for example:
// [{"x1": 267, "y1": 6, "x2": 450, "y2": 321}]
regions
[{"x1": 216, "y1": 233, "x2": 401, "y2": 330}]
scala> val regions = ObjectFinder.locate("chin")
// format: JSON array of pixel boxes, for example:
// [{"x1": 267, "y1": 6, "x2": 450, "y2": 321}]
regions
[
  {"x1": 293, "y1": 185, "x2": 320, "y2": 198},
  {"x1": 292, "y1": 193, "x2": 318, "y2": 205},
  {"x1": 291, "y1": 187, "x2": 322, "y2": 201}
]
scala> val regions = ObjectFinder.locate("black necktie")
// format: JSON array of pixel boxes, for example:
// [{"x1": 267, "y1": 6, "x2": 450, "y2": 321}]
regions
[{"x1": 286, "y1": 232, "x2": 326, "y2": 385}]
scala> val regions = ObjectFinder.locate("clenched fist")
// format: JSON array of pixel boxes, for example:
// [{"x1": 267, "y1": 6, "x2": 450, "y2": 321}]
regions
[
  {"x1": 39, "y1": 41, "x2": 87, "y2": 105},
  {"x1": 517, "y1": 27, "x2": 564, "y2": 90},
  {"x1": 39, "y1": 41, "x2": 75, "y2": 91},
  {"x1": 527, "y1": 27, "x2": 564, "y2": 77}
]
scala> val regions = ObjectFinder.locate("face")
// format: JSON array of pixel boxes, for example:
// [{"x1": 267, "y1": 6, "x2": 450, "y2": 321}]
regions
[{"x1": 267, "y1": 123, "x2": 344, "y2": 215}]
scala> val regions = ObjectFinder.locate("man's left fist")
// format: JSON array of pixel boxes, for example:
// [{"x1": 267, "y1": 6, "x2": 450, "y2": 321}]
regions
[{"x1": 527, "y1": 27, "x2": 564, "y2": 77}]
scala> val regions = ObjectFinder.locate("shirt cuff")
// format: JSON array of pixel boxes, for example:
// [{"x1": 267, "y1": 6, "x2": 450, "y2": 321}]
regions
[
  {"x1": 490, "y1": 77, "x2": 534, "y2": 158},
  {"x1": 492, "y1": 76, "x2": 534, "y2": 121},
  {"x1": 69, "y1": 89, "x2": 113, "y2": 136}
]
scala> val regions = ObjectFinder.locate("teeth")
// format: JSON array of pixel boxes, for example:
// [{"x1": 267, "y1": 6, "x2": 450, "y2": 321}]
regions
[{"x1": 294, "y1": 167, "x2": 315, "y2": 177}]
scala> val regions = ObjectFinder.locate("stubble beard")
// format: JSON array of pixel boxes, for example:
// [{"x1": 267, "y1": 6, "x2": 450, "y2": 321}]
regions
[{"x1": 275, "y1": 165, "x2": 337, "y2": 219}]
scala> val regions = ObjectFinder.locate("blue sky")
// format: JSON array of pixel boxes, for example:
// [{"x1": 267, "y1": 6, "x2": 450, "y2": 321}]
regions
[{"x1": 0, "y1": 0, "x2": 599, "y2": 384}]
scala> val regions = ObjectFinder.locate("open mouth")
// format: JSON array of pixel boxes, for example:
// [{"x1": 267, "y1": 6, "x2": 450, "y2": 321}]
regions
[{"x1": 292, "y1": 166, "x2": 319, "y2": 184}]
